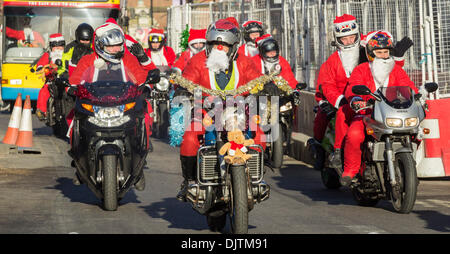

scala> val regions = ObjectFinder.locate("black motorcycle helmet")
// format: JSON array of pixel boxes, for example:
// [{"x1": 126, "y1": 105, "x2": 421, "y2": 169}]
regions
[
  {"x1": 258, "y1": 35, "x2": 279, "y2": 63},
  {"x1": 75, "y1": 23, "x2": 94, "y2": 43},
  {"x1": 242, "y1": 20, "x2": 264, "y2": 44}
]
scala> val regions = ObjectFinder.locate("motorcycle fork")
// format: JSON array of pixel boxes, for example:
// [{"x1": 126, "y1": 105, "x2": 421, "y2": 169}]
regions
[
  {"x1": 385, "y1": 137, "x2": 397, "y2": 186},
  {"x1": 153, "y1": 98, "x2": 158, "y2": 123}
]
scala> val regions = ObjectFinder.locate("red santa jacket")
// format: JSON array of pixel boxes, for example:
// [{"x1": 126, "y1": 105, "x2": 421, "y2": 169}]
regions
[
  {"x1": 173, "y1": 49, "x2": 193, "y2": 72},
  {"x1": 317, "y1": 51, "x2": 350, "y2": 108},
  {"x1": 145, "y1": 46, "x2": 176, "y2": 68},
  {"x1": 237, "y1": 43, "x2": 261, "y2": 58},
  {"x1": 182, "y1": 50, "x2": 262, "y2": 95},
  {"x1": 69, "y1": 52, "x2": 149, "y2": 86},
  {"x1": 5, "y1": 27, "x2": 45, "y2": 47},
  {"x1": 36, "y1": 52, "x2": 51, "y2": 69},
  {"x1": 319, "y1": 50, "x2": 405, "y2": 108},
  {"x1": 345, "y1": 62, "x2": 418, "y2": 103},
  {"x1": 250, "y1": 55, "x2": 298, "y2": 89}
]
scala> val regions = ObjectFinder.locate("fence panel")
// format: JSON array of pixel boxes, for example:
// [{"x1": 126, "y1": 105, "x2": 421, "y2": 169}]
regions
[{"x1": 166, "y1": 0, "x2": 450, "y2": 97}]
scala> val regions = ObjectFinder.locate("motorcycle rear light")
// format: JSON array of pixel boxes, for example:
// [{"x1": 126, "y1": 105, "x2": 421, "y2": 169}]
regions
[{"x1": 366, "y1": 127, "x2": 374, "y2": 135}]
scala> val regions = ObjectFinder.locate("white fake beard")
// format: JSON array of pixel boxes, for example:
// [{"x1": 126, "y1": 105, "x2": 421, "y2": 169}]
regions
[
  {"x1": 264, "y1": 61, "x2": 280, "y2": 75},
  {"x1": 370, "y1": 57, "x2": 395, "y2": 88},
  {"x1": 151, "y1": 49, "x2": 168, "y2": 66},
  {"x1": 50, "y1": 50, "x2": 63, "y2": 63},
  {"x1": 339, "y1": 45, "x2": 360, "y2": 77},
  {"x1": 206, "y1": 48, "x2": 230, "y2": 74},
  {"x1": 247, "y1": 43, "x2": 259, "y2": 57}
]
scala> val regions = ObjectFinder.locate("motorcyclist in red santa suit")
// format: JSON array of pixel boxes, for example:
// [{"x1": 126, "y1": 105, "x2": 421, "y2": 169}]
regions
[
  {"x1": 67, "y1": 21, "x2": 160, "y2": 190},
  {"x1": 144, "y1": 28, "x2": 176, "y2": 68},
  {"x1": 251, "y1": 34, "x2": 298, "y2": 89},
  {"x1": 172, "y1": 28, "x2": 207, "y2": 73},
  {"x1": 35, "y1": 33, "x2": 66, "y2": 121},
  {"x1": 312, "y1": 14, "x2": 413, "y2": 170},
  {"x1": 341, "y1": 30, "x2": 418, "y2": 186},
  {"x1": 237, "y1": 20, "x2": 264, "y2": 58},
  {"x1": 175, "y1": 18, "x2": 268, "y2": 201}
]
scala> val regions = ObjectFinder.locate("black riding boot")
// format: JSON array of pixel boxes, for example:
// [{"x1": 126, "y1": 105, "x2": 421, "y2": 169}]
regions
[{"x1": 177, "y1": 155, "x2": 197, "y2": 202}]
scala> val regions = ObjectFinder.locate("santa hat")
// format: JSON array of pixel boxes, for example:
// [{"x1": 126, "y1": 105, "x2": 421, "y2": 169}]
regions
[
  {"x1": 149, "y1": 28, "x2": 165, "y2": 38},
  {"x1": 255, "y1": 34, "x2": 272, "y2": 47},
  {"x1": 49, "y1": 33, "x2": 64, "y2": 43},
  {"x1": 188, "y1": 29, "x2": 206, "y2": 45},
  {"x1": 225, "y1": 17, "x2": 239, "y2": 28},
  {"x1": 333, "y1": 14, "x2": 359, "y2": 38},
  {"x1": 242, "y1": 20, "x2": 263, "y2": 28}
]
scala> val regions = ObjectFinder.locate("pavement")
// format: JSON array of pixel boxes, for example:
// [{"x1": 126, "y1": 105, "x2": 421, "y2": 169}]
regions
[{"x1": 0, "y1": 112, "x2": 72, "y2": 170}]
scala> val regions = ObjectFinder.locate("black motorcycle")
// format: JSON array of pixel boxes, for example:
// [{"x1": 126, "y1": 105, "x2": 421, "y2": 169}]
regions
[
  {"x1": 47, "y1": 77, "x2": 75, "y2": 138},
  {"x1": 151, "y1": 66, "x2": 172, "y2": 138},
  {"x1": 68, "y1": 80, "x2": 149, "y2": 211},
  {"x1": 258, "y1": 82, "x2": 304, "y2": 169},
  {"x1": 32, "y1": 60, "x2": 74, "y2": 138}
]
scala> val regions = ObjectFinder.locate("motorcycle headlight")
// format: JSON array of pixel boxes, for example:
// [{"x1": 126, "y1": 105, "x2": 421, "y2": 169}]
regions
[
  {"x1": 405, "y1": 117, "x2": 418, "y2": 127},
  {"x1": 88, "y1": 105, "x2": 130, "y2": 127},
  {"x1": 280, "y1": 102, "x2": 292, "y2": 113},
  {"x1": 386, "y1": 118, "x2": 403, "y2": 127},
  {"x1": 156, "y1": 77, "x2": 170, "y2": 91}
]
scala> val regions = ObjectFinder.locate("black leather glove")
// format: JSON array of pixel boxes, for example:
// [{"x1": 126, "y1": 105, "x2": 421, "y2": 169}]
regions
[
  {"x1": 263, "y1": 81, "x2": 281, "y2": 96},
  {"x1": 296, "y1": 82, "x2": 307, "y2": 91},
  {"x1": 338, "y1": 97, "x2": 348, "y2": 107},
  {"x1": 173, "y1": 86, "x2": 192, "y2": 98},
  {"x1": 146, "y1": 68, "x2": 161, "y2": 84},
  {"x1": 292, "y1": 91, "x2": 301, "y2": 106},
  {"x1": 319, "y1": 101, "x2": 336, "y2": 119},
  {"x1": 130, "y1": 43, "x2": 149, "y2": 63},
  {"x1": 67, "y1": 86, "x2": 77, "y2": 96},
  {"x1": 392, "y1": 36, "x2": 414, "y2": 58}
]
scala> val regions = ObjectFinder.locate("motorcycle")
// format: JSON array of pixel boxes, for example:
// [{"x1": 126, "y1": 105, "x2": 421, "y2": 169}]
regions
[
  {"x1": 68, "y1": 80, "x2": 150, "y2": 211},
  {"x1": 32, "y1": 60, "x2": 75, "y2": 138},
  {"x1": 258, "y1": 82, "x2": 305, "y2": 169},
  {"x1": 341, "y1": 83, "x2": 438, "y2": 213},
  {"x1": 151, "y1": 66, "x2": 172, "y2": 138},
  {"x1": 176, "y1": 89, "x2": 272, "y2": 234}
]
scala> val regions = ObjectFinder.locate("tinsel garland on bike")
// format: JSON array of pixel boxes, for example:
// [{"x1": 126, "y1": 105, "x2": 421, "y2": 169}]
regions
[
  {"x1": 168, "y1": 72, "x2": 293, "y2": 98},
  {"x1": 167, "y1": 73, "x2": 293, "y2": 147}
]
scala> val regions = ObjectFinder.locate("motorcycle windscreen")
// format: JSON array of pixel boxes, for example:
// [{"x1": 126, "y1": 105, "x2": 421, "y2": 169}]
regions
[
  {"x1": 378, "y1": 86, "x2": 413, "y2": 109},
  {"x1": 76, "y1": 81, "x2": 141, "y2": 106}
]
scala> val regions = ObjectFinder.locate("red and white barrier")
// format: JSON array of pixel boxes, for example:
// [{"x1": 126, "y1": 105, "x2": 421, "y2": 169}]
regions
[{"x1": 416, "y1": 98, "x2": 450, "y2": 177}]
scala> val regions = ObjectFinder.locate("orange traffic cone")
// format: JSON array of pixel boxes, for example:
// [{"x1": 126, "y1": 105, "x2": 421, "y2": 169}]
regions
[
  {"x1": 2, "y1": 93, "x2": 22, "y2": 145},
  {"x1": 15, "y1": 95, "x2": 33, "y2": 148}
]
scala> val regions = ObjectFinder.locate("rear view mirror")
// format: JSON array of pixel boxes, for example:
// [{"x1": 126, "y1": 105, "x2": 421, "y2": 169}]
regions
[
  {"x1": 352, "y1": 85, "x2": 372, "y2": 95},
  {"x1": 424, "y1": 82, "x2": 438, "y2": 93}
]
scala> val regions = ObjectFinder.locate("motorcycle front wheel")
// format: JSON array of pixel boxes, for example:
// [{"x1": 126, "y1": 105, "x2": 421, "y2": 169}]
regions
[
  {"x1": 391, "y1": 153, "x2": 418, "y2": 214},
  {"x1": 229, "y1": 165, "x2": 248, "y2": 234},
  {"x1": 270, "y1": 123, "x2": 284, "y2": 169},
  {"x1": 102, "y1": 155, "x2": 118, "y2": 211}
]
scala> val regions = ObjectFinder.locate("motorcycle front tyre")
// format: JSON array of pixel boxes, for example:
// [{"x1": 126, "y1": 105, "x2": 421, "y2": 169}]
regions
[
  {"x1": 102, "y1": 154, "x2": 118, "y2": 211},
  {"x1": 229, "y1": 165, "x2": 249, "y2": 234}
]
